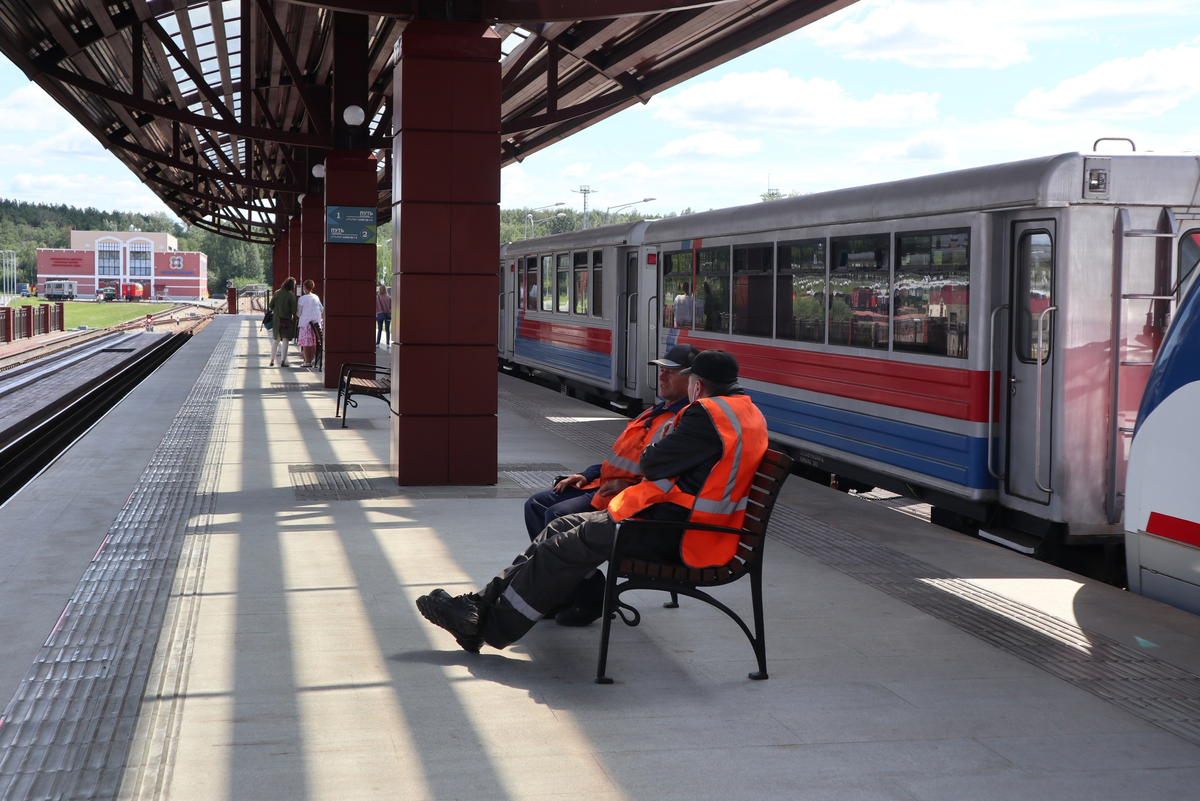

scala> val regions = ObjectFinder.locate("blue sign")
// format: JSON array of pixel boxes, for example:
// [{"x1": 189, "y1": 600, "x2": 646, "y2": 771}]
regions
[{"x1": 326, "y1": 206, "x2": 377, "y2": 244}]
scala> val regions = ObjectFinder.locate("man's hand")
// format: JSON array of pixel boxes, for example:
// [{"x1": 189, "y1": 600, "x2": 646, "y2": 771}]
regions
[
  {"x1": 554, "y1": 473, "x2": 588, "y2": 493},
  {"x1": 596, "y1": 478, "x2": 635, "y2": 498}
]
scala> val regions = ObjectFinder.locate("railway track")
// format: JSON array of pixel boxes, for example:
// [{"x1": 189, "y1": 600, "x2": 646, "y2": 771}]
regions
[{"x1": 0, "y1": 318, "x2": 205, "y2": 504}]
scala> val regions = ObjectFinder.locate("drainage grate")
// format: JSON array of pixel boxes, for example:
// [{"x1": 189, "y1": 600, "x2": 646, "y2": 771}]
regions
[
  {"x1": 847, "y1": 487, "x2": 933, "y2": 523},
  {"x1": 270, "y1": 382, "x2": 312, "y2": 392},
  {"x1": 508, "y1": 382, "x2": 1200, "y2": 747},
  {"x1": 290, "y1": 463, "x2": 381, "y2": 501},
  {"x1": 0, "y1": 322, "x2": 240, "y2": 800},
  {"x1": 503, "y1": 471, "x2": 563, "y2": 491}
]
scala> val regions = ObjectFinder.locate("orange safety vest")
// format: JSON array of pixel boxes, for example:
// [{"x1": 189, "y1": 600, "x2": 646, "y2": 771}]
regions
[
  {"x1": 586, "y1": 404, "x2": 682, "y2": 511},
  {"x1": 607, "y1": 394, "x2": 768, "y2": 568}
]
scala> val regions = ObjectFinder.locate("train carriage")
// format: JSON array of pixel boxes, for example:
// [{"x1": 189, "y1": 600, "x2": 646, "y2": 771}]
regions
[{"x1": 501, "y1": 152, "x2": 1200, "y2": 552}]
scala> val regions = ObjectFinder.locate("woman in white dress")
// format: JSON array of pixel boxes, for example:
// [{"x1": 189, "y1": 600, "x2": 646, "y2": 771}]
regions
[{"x1": 296, "y1": 279, "x2": 324, "y2": 368}]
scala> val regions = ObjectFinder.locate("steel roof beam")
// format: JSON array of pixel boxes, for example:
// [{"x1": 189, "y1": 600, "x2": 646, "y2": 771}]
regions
[{"x1": 254, "y1": 0, "x2": 329, "y2": 136}]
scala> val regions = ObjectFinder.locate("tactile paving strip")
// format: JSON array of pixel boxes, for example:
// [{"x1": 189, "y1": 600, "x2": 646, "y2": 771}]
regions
[
  {"x1": 290, "y1": 463, "x2": 381, "y2": 501},
  {"x1": 508, "y1": 384, "x2": 1200, "y2": 746},
  {"x1": 0, "y1": 323, "x2": 240, "y2": 800}
]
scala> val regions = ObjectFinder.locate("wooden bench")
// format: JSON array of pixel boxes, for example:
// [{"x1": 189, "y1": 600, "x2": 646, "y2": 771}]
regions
[
  {"x1": 335, "y1": 362, "x2": 391, "y2": 428},
  {"x1": 309, "y1": 322, "x2": 324, "y2": 372},
  {"x1": 595, "y1": 448, "x2": 793, "y2": 684}
]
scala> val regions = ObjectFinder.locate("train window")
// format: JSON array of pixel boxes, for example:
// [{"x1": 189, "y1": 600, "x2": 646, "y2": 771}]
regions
[
  {"x1": 1016, "y1": 231, "x2": 1054, "y2": 363},
  {"x1": 829, "y1": 234, "x2": 890, "y2": 349},
  {"x1": 696, "y1": 247, "x2": 731, "y2": 334},
  {"x1": 573, "y1": 252, "x2": 589, "y2": 314},
  {"x1": 541, "y1": 255, "x2": 553, "y2": 312},
  {"x1": 557, "y1": 253, "x2": 571, "y2": 312},
  {"x1": 1181, "y1": 230, "x2": 1200, "y2": 287},
  {"x1": 524, "y1": 257, "x2": 537, "y2": 312},
  {"x1": 129, "y1": 244, "x2": 152, "y2": 277},
  {"x1": 733, "y1": 244, "x2": 773, "y2": 337},
  {"x1": 662, "y1": 251, "x2": 694, "y2": 329},
  {"x1": 894, "y1": 230, "x2": 970, "y2": 358},
  {"x1": 592, "y1": 250, "x2": 604, "y2": 317},
  {"x1": 98, "y1": 242, "x2": 120, "y2": 276},
  {"x1": 776, "y1": 239, "x2": 826, "y2": 343}
]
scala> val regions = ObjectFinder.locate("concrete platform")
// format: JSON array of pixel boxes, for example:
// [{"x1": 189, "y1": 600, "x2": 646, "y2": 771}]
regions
[{"x1": 4, "y1": 315, "x2": 1200, "y2": 799}]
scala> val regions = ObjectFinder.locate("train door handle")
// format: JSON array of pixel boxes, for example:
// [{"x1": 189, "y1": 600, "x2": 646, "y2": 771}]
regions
[{"x1": 1009, "y1": 377, "x2": 1017, "y2": 396}]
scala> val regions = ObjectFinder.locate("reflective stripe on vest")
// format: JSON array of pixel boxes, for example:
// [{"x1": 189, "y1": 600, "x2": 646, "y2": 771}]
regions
[
  {"x1": 607, "y1": 395, "x2": 768, "y2": 568},
  {"x1": 588, "y1": 405, "x2": 682, "y2": 510}
]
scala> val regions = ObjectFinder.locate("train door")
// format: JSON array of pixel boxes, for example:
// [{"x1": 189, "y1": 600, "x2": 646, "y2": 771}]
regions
[
  {"x1": 498, "y1": 260, "x2": 508, "y2": 356},
  {"x1": 1006, "y1": 221, "x2": 1056, "y2": 503},
  {"x1": 622, "y1": 251, "x2": 639, "y2": 390}
]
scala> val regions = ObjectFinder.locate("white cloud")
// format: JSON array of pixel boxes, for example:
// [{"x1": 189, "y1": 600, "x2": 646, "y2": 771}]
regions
[
  {"x1": 654, "y1": 131, "x2": 761, "y2": 158},
  {"x1": 4, "y1": 172, "x2": 165, "y2": 213},
  {"x1": 44, "y1": 126, "x2": 107, "y2": 157},
  {"x1": 0, "y1": 82, "x2": 77, "y2": 131},
  {"x1": 1016, "y1": 44, "x2": 1200, "y2": 120},
  {"x1": 858, "y1": 130, "x2": 959, "y2": 163},
  {"x1": 807, "y1": 0, "x2": 1029, "y2": 69},
  {"x1": 651, "y1": 69, "x2": 938, "y2": 131},
  {"x1": 560, "y1": 162, "x2": 593, "y2": 179}
]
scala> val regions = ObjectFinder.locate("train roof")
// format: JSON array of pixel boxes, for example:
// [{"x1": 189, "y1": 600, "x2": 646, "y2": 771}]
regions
[
  {"x1": 642, "y1": 152, "x2": 1200, "y2": 243},
  {"x1": 501, "y1": 220, "x2": 649, "y2": 258}
]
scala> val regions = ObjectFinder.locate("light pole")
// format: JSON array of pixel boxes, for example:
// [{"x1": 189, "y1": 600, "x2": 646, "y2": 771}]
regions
[
  {"x1": 605, "y1": 198, "x2": 656, "y2": 226},
  {"x1": 528, "y1": 212, "x2": 567, "y2": 238},
  {"x1": 524, "y1": 202, "x2": 564, "y2": 238}
]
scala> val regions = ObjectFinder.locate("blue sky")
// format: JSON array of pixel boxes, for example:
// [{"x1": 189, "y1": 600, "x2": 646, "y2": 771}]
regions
[{"x1": 2, "y1": 0, "x2": 1198, "y2": 219}]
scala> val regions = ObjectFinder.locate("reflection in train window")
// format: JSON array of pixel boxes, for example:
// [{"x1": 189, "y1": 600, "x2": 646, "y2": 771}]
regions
[
  {"x1": 592, "y1": 250, "x2": 604, "y2": 317},
  {"x1": 733, "y1": 244, "x2": 773, "y2": 337},
  {"x1": 1016, "y1": 231, "x2": 1054, "y2": 363},
  {"x1": 696, "y1": 247, "x2": 731, "y2": 334},
  {"x1": 524, "y1": 257, "x2": 538, "y2": 312},
  {"x1": 557, "y1": 253, "x2": 571, "y2": 312},
  {"x1": 776, "y1": 239, "x2": 826, "y2": 343},
  {"x1": 662, "y1": 251, "x2": 694, "y2": 329},
  {"x1": 1181, "y1": 230, "x2": 1200, "y2": 288},
  {"x1": 573, "y1": 251, "x2": 589, "y2": 315},
  {"x1": 541, "y1": 255, "x2": 553, "y2": 312},
  {"x1": 894, "y1": 230, "x2": 970, "y2": 358},
  {"x1": 830, "y1": 234, "x2": 890, "y2": 349}
]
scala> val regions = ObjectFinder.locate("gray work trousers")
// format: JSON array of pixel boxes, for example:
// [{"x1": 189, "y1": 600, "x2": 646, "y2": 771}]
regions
[{"x1": 478, "y1": 509, "x2": 680, "y2": 649}]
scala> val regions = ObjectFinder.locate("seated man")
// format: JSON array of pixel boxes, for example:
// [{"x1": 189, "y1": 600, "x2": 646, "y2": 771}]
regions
[
  {"x1": 521, "y1": 344, "x2": 698, "y2": 624},
  {"x1": 416, "y1": 350, "x2": 768, "y2": 653}
]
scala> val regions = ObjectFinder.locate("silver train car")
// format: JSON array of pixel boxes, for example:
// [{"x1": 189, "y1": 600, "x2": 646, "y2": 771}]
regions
[{"x1": 499, "y1": 152, "x2": 1200, "y2": 554}]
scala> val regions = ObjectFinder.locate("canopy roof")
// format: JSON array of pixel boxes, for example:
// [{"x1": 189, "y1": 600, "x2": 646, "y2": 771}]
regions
[{"x1": 0, "y1": 0, "x2": 853, "y2": 243}]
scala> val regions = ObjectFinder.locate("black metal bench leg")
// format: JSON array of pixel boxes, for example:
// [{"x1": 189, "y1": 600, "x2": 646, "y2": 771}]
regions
[
  {"x1": 595, "y1": 562, "x2": 623, "y2": 684},
  {"x1": 663, "y1": 591, "x2": 679, "y2": 609},
  {"x1": 748, "y1": 566, "x2": 768, "y2": 681}
]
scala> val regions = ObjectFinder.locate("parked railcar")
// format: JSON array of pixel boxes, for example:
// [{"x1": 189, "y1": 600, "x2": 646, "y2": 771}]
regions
[
  {"x1": 500, "y1": 152, "x2": 1200, "y2": 552},
  {"x1": 43, "y1": 280, "x2": 77, "y2": 300}
]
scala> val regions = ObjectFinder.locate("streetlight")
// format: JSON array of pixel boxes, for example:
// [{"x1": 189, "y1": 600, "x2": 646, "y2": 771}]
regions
[
  {"x1": 605, "y1": 197, "x2": 656, "y2": 225},
  {"x1": 527, "y1": 212, "x2": 567, "y2": 238},
  {"x1": 524, "y1": 202, "x2": 565, "y2": 238}
]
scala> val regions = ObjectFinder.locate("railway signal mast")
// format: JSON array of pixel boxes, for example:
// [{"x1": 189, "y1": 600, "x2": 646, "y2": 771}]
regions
[{"x1": 574, "y1": 185, "x2": 597, "y2": 229}]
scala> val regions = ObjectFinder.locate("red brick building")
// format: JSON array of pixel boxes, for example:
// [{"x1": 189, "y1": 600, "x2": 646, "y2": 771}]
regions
[{"x1": 37, "y1": 230, "x2": 208, "y2": 300}]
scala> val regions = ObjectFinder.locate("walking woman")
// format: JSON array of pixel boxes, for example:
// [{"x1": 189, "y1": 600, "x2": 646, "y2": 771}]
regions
[
  {"x1": 376, "y1": 284, "x2": 392, "y2": 346},
  {"x1": 270, "y1": 276, "x2": 298, "y2": 367},
  {"x1": 296, "y1": 278, "x2": 324, "y2": 368}
]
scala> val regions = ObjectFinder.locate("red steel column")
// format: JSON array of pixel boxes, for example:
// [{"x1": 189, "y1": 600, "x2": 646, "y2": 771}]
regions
[
  {"x1": 392, "y1": 20, "x2": 500, "y2": 485},
  {"x1": 287, "y1": 215, "x2": 302, "y2": 284},
  {"x1": 322, "y1": 151, "x2": 378, "y2": 388},
  {"x1": 300, "y1": 193, "x2": 325, "y2": 299},
  {"x1": 272, "y1": 233, "x2": 287, "y2": 288}
]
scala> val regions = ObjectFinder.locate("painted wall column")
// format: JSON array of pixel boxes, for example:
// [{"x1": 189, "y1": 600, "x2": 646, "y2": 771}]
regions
[
  {"x1": 391, "y1": 19, "x2": 500, "y2": 485},
  {"x1": 287, "y1": 215, "x2": 302, "y2": 285},
  {"x1": 300, "y1": 193, "x2": 325, "y2": 299}
]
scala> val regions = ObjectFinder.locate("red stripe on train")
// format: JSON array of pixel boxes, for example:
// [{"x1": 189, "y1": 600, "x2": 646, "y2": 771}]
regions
[
  {"x1": 1147, "y1": 512, "x2": 1200, "y2": 549},
  {"x1": 517, "y1": 314, "x2": 612, "y2": 354},
  {"x1": 677, "y1": 333, "x2": 994, "y2": 423}
]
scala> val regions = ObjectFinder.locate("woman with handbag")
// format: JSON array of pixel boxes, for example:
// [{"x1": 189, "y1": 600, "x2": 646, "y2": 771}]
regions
[
  {"x1": 270, "y1": 276, "x2": 299, "y2": 367},
  {"x1": 296, "y1": 278, "x2": 324, "y2": 368}
]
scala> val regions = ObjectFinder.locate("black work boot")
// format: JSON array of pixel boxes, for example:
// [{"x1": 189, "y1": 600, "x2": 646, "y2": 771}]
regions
[
  {"x1": 555, "y1": 604, "x2": 605, "y2": 627},
  {"x1": 416, "y1": 589, "x2": 485, "y2": 653}
]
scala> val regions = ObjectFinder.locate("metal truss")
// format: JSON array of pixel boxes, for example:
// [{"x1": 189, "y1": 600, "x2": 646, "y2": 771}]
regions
[{"x1": 0, "y1": 0, "x2": 853, "y2": 242}]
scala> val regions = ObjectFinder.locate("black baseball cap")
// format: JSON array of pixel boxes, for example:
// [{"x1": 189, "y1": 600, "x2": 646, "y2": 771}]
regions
[
  {"x1": 649, "y1": 343, "x2": 699, "y2": 370},
  {"x1": 681, "y1": 349, "x2": 739, "y2": 385}
]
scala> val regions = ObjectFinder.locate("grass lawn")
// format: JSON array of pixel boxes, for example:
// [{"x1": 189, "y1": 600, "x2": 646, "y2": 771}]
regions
[{"x1": 7, "y1": 298, "x2": 173, "y2": 329}]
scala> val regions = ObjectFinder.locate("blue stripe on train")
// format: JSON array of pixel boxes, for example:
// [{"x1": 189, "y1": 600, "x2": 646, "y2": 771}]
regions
[
  {"x1": 515, "y1": 335, "x2": 612, "y2": 381},
  {"x1": 749, "y1": 389, "x2": 996, "y2": 491}
]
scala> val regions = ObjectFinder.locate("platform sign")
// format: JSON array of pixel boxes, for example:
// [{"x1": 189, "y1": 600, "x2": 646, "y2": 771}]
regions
[{"x1": 326, "y1": 206, "x2": 377, "y2": 244}]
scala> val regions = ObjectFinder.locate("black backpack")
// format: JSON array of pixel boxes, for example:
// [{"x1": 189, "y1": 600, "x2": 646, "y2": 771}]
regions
[{"x1": 262, "y1": 307, "x2": 274, "y2": 330}]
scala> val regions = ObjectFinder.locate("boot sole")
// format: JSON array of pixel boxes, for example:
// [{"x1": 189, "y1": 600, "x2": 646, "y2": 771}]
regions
[{"x1": 416, "y1": 596, "x2": 484, "y2": 653}]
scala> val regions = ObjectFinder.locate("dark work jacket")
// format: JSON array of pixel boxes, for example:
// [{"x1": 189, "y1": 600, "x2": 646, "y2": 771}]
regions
[{"x1": 632, "y1": 383, "x2": 748, "y2": 523}]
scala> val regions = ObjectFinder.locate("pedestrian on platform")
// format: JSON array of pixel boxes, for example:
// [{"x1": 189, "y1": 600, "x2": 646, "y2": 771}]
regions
[
  {"x1": 416, "y1": 350, "x2": 768, "y2": 653},
  {"x1": 376, "y1": 284, "x2": 392, "y2": 346},
  {"x1": 269, "y1": 276, "x2": 298, "y2": 367},
  {"x1": 522, "y1": 343, "x2": 699, "y2": 625},
  {"x1": 296, "y1": 279, "x2": 324, "y2": 368}
]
